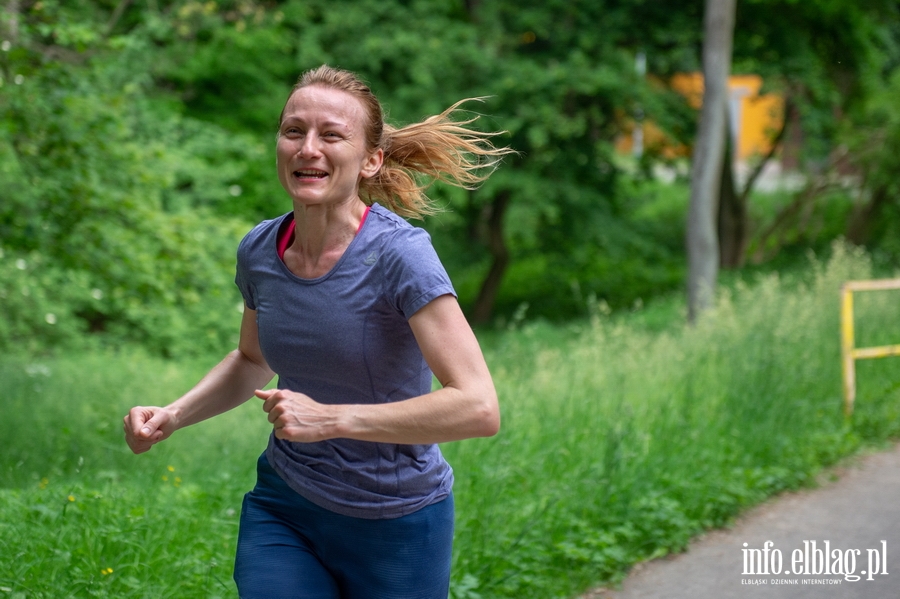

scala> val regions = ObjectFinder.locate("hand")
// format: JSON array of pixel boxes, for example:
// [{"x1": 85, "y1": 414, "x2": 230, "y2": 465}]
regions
[
  {"x1": 123, "y1": 406, "x2": 176, "y2": 454},
  {"x1": 255, "y1": 389, "x2": 338, "y2": 443}
]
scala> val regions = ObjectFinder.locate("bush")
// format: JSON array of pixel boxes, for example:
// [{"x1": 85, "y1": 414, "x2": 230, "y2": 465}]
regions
[
  {"x1": 0, "y1": 38, "x2": 266, "y2": 357},
  {"x1": 0, "y1": 209, "x2": 248, "y2": 357}
]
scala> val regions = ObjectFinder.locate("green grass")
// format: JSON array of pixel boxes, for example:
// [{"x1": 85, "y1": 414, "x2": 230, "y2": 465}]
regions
[
  {"x1": 0, "y1": 353, "x2": 267, "y2": 598},
  {"x1": 3, "y1": 242, "x2": 900, "y2": 598}
]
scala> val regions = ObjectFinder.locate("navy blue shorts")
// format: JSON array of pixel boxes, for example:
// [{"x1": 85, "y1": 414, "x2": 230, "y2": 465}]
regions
[{"x1": 234, "y1": 454, "x2": 454, "y2": 599}]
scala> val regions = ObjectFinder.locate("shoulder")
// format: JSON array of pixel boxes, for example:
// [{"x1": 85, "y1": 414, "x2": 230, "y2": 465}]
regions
[
  {"x1": 367, "y1": 203, "x2": 416, "y2": 232},
  {"x1": 366, "y1": 204, "x2": 434, "y2": 251},
  {"x1": 365, "y1": 205, "x2": 455, "y2": 317},
  {"x1": 238, "y1": 213, "x2": 290, "y2": 259}
]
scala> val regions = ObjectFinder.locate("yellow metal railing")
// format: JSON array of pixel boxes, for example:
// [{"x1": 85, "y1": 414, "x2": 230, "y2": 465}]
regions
[{"x1": 841, "y1": 279, "x2": 900, "y2": 416}]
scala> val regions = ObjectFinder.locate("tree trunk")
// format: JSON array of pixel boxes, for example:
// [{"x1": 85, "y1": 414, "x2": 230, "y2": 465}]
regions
[
  {"x1": 719, "y1": 97, "x2": 790, "y2": 267},
  {"x1": 846, "y1": 186, "x2": 889, "y2": 245},
  {"x1": 686, "y1": 0, "x2": 736, "y2": 322},
  {"x1": 3, "y1": 0, "x2": 19, "y2": 43},
  {"x1": 717, "y1": 129, "x2": 746, "y2": 268},
  {"x1": 471, "y1": 190, "x2": 511, "y2": 325}
]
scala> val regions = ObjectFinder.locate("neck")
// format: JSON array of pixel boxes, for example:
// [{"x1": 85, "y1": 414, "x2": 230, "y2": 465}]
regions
[{"x1": 285, "y1": 197, "x2": 367, "y2": 278}]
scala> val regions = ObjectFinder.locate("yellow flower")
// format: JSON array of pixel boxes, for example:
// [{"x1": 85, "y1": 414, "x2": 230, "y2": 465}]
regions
[
  {"x1": 167, "y1": 465, "x2": 175, "y2": 472},
  {"x1": 101, "y1": 567, "x2": 114, "y2": 575},
  {"x1": 67, "y1": 495, "x2": 75, "y2": 502},
  {"x1": 39, "y1": 477, "x2": 49, "y2": 489}
]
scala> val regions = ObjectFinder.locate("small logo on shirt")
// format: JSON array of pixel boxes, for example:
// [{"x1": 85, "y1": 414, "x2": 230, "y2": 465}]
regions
[{"x1": 364, "y1": 251, "x2": 378, "y2": 265}]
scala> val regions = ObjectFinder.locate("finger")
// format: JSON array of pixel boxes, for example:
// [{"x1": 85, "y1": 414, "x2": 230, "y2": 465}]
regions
[
  {"x1": 138, "y1": 411, "x2": 169, "y2": 439},
  {"x1": 261, "y1": 390, "x2": 288, "y2": 414},
  {"x1": 125, "y1": 433, "x2": 153, "y2": 454},
  {"x1": 125, "y1": 409, "x2": 148, "y2": 433},
  {"x1": 256, "y1": 389, "x2": 277, "y2": 412},
  {"x1": 125, "y1": 418, "x2": 148, "y2": 442},
  {"x1": 123, "y1": 409, "x2": 162, "y2": 454},
  {"x1": 138, "y1": 421, "x2": 156, "y2": 438},
  {"x1": 128, "y1": 440, "x2": 151, "y2": 454}
]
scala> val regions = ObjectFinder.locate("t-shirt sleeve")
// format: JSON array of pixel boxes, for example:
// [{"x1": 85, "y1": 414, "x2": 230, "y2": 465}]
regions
[
  {"x1": 234, "y1": 233, "x2": 258, "y2": 311},
  {"x1": 383, "y1": 226, "x2": 456, "y2": 319}
]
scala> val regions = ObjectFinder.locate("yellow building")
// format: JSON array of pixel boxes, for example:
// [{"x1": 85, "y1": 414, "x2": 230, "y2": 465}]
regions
[{"x1": 621, "y1": 73, "x2": 785, "y2": 162}]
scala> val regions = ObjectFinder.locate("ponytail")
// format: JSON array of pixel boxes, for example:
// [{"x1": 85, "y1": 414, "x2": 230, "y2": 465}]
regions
[{"x1": 363, "y1": 99, "x2": 513, "y2": 218}]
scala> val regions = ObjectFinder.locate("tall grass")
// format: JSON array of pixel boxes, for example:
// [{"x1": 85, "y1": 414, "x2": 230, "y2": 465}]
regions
[
  {"x1": 2, "y1": 243, "x2": 899, "y2": 598},
  {"x1": 0, "y1": 353, "x2": 270, "y2": 598},
  {"x1": 448, "y1": 242, "x2": 900, "y2": 597}
]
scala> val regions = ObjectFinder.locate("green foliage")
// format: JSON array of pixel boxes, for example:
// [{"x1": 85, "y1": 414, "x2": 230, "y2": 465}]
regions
[
  {"x1": 140, "y1": 0, "x2": 706, "y2": 321},
  {"x1": 430, "y1": 177, "x2": 689, "y2": 319},
  {"x1": 838, "y1": 63, "x2": 900, "y2": 264},
  {"x1": 0, "y1": 3, "x2": 267, "y2": 356},
  {"x1": 734, "y1": 0, "x2": 898, "y2": 163},
  {"x1": 0, "y1": 249, "x2": 93, "y2": 351},
  {"x1": 1, "y1": 0, "x2": 696, "y2": 338},
  {"x1": 2, "y1": 0, "x2": 900, "y2": 342}
]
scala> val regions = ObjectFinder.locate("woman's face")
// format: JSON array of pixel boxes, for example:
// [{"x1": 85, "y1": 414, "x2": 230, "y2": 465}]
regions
[{"x1": 276, "y1": 85, "x2": 382, "y2": 208}]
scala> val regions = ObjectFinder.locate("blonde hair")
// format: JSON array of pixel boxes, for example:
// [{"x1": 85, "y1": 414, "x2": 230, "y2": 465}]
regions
[{"x1": 281, "y1": 65, "x2": 513, "y2": 218}]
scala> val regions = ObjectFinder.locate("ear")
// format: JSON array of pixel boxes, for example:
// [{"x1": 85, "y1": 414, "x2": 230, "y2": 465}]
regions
[{"x1": 360, "y1": 148, "x2": 384, "y2": 180}]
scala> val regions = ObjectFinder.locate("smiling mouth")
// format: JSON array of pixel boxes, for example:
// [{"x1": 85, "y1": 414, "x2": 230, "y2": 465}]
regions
[{"x1": 293, "y1": 169, "x2": 327, "y2": 179}]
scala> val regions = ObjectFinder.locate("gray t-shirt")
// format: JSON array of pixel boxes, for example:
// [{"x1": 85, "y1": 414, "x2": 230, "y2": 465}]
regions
[{"x1": 235, "y1": 203, "x2": 456, "y2": 519}]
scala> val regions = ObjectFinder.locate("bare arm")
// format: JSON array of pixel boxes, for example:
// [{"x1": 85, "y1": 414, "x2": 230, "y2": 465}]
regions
[
  {"x1": 123, "y1": 305, "x2": 275, "y2": 454},
  {"x1": 257, "y1": 294, "x2": 500, "y2": 445}
]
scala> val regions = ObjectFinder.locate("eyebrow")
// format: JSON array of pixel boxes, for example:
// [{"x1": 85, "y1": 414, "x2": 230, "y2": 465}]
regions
[{"x1": 281, "y1": 116, "x2": 350, "y2": 129}]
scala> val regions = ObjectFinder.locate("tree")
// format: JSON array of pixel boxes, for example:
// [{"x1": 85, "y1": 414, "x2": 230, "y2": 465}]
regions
[
  {"x1": 727, "y1": 0, "x2": 899, "y2": 265},
  {"x1": 686, "y1": 0, "x2": 736, "y2": 322},
  {"x1": 455, "y1": 0, "x2": 703, "y2": 322},
  {"x1": 843, "y1": 61, "x2": 900, "y2": 255}
]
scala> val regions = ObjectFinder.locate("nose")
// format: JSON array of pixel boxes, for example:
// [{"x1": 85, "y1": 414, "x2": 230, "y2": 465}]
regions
[{"x1": 298, "y1": 132, "x2": 322, "y2": 158}]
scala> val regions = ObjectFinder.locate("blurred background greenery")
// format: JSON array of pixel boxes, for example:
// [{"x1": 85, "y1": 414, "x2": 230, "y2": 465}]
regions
[{"x1": 3, "y1": 0, "x2": 900, "y2": 356}]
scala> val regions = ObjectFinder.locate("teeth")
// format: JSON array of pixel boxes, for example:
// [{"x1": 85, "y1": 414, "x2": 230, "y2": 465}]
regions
[{"x1": 294, "y1": 169, "x2": 326, "y2": 177}]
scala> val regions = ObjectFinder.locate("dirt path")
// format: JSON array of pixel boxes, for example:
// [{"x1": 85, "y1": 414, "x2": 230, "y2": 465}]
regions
[{"x1": 583, "y1": 442, "x2": 900, "y2": 599}]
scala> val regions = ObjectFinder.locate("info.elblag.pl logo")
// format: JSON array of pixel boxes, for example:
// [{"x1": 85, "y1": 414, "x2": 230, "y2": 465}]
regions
[{"x1": 742, "y1": 540, "x2": 888, "y2": 583}]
